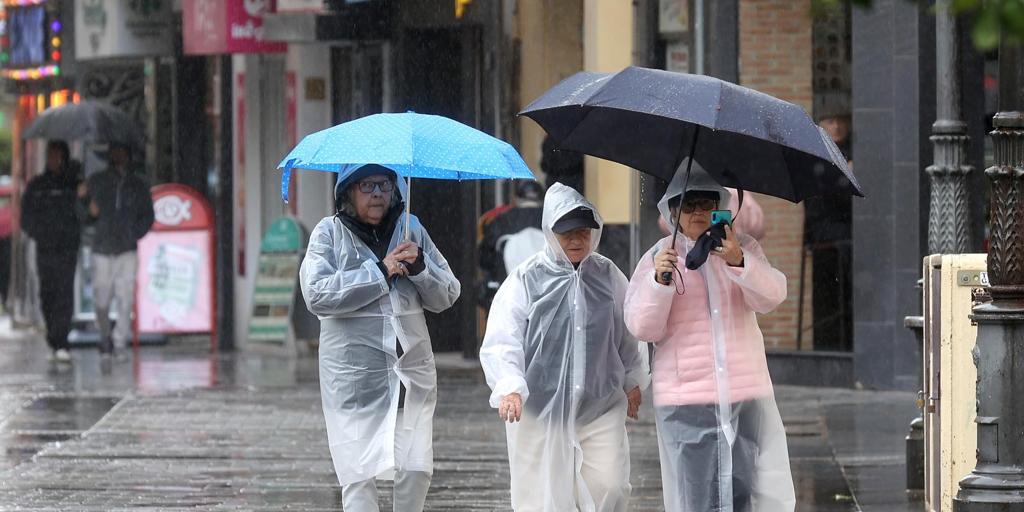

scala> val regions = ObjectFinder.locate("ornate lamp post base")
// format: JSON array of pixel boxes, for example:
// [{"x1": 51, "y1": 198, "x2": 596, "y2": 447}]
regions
[{"x1": 953, "y1": 302, "x2": 1024, "y2": 511}]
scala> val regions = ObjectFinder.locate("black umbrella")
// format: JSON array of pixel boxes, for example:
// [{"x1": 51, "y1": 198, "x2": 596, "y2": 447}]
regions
[{"x1": 520, "y1": 66, "x2": 862, "y2": 202}]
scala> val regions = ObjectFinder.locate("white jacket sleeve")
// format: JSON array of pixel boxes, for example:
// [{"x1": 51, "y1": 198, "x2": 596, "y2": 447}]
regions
[
  {"x1": 479, "y1": 273, "x2": 530, "y2": 408},
  {"x1": 407, "y1": 225, "x2": 461, "y2": 313},
  {"x1": 299, "y1": 220, "x2": 390, "y2": 316}
]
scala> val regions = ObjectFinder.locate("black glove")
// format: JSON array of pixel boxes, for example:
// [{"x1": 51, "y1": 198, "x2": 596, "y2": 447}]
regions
[
  {"x1": 406, "y1": 248, "x2": 426, "y2": 276},
  {"x1": 685, "y1": 222, "x2": 727, "y2": 270}
]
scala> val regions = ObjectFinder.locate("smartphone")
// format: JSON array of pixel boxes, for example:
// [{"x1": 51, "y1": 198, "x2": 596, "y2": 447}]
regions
[{"x1": 711, "y1": 209, "x2": 733, "y2": 226}]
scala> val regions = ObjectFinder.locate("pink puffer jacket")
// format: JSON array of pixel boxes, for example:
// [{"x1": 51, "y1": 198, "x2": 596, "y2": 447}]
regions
[{"x1": 624, "y1": 233, "x2": 786, "y2": 407}]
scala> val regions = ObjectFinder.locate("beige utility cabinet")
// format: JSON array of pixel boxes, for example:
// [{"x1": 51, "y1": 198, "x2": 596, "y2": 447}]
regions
[{"x1": 922, "y1": 254, "x2": 987, "y2": 512}]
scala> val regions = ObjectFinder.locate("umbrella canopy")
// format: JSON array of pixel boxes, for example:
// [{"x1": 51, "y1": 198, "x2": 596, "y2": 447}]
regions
[
  {"x1": 23, "y1": 100, "x2": 143, "y2": 147},
  {"x1": 278, "y1": 112, "x2": 535, "y2": 202},
  {"x1": 520, "y1": 66, "x2": 862, "y2": 203}
]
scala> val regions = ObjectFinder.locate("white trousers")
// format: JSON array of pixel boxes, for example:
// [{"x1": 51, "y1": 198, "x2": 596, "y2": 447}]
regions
[
  {"x1": 341, "y1": 411, "x2": 432, "y2": 512},
  {"x1": 92, "y1": 251, "x2": 137, "y2": 348},
  {"x1": 341, "y1": 470, "x2": 431, "y2": 512},
  {"x1": 510, "y1": 406, "x2": 631, "y2": 512}
]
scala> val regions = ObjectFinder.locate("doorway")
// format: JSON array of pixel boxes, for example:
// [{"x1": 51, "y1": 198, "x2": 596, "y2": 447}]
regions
[{"x1": 401, "y1": 27, "x2": 482, "y2": 355}]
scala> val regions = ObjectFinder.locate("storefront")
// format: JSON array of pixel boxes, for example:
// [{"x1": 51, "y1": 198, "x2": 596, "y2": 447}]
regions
[
  {"x1": 182, "y1": 0, "x2": 298, "y2": 350},
  {"x1": 1, "y1": 0, "x2": 75, "y2": 327},
  {"x1": 263, "y1": 0, "x2": 512, "y2": 357}
]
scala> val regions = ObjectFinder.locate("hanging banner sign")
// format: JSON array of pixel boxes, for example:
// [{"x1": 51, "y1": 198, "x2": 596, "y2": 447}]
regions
[{"x1": 182, "y1": 0, "x2": 286, "y2": 55}]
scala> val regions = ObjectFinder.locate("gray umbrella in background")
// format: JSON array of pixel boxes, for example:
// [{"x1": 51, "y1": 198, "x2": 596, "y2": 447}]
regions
[{"x1": 23, "y1": 100, "x2": 144, "y2": 147}]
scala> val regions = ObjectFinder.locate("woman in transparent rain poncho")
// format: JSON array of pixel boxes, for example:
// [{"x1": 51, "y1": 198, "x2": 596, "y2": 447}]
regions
[
  {"x1": 480, "y1": 183, "x2": 647, "y2": 512},
  {"x1": 624, "y1": 160, "x2": 795, "y2": 512},
  {"x1": 299, "y1": 164, "x2": 460, "y2": 512}
]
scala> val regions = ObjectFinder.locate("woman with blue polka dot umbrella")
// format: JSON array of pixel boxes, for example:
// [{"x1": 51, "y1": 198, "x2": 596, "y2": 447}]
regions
[{"x1": 284, "y1": 112, "x2": 535, "y2": 512}]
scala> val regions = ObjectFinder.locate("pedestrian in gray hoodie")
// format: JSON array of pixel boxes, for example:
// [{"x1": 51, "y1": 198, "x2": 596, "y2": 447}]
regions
[{"x1": 83, "y1": 142, "x2": 154, "y2": 359}]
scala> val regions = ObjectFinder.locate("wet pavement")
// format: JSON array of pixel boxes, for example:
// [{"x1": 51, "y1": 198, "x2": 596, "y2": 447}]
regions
[{"x1": 0, "y1": 320, "x2": 923, "y2": 511}]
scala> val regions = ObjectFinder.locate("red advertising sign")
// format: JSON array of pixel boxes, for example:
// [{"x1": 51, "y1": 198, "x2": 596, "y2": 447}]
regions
[
  {"x1": 134, "y1": 185, "x2": 217, "y2": 351},
  {"x1": 182, "y1": 0, "x2": 286, "y2": 55}
]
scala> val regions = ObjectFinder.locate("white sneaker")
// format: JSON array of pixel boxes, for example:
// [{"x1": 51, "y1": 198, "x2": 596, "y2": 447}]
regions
[
  {"x1": 113, "y1": 348, "x2": 131, "y2": 363},
  {"x1": 54, "y1": 349, "x2": 72, "y2": 363}
]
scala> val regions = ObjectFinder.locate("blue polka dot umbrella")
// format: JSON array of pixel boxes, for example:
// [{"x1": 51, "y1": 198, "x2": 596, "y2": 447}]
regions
[{"x1": 278, "y1": 112, "x2": 536, "y2": 238}]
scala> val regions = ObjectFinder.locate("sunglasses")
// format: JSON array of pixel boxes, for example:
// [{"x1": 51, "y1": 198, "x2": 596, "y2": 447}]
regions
[
  {"x1": 680, "y1": 198, "x2": 717, "y2": 213},
  {"x1": 356, "y1": 179, "x2": 394, "y2": 194}
]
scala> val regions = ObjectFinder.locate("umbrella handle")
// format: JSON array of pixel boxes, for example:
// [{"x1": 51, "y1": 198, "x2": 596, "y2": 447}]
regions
[
  {"x1": 404, "y1": 176, "x2": 412, "y2": 241},
  {"x1": 663, "y1": 126, "x2": 701, "y2": 283}
]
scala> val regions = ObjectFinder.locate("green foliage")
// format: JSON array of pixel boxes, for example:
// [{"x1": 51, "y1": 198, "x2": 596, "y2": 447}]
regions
[{"x1": 812, "y1": 0, "x2": 1024, "y2": 50}]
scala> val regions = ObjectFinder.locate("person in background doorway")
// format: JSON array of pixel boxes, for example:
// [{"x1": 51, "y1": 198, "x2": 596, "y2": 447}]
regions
[
  {"x1": 541, "y1": 135, "x2": 585, "y2": 194},
  {"x1": 804, "y1": 101, "x2": 853, "y2": 351},
  {"x1": 21, "y1": 140, "x2": 82, "y2": 363},
  {"x1": 477, "y1": 180, "x2": 545, "y2": 309},
  {"x1": 83, "y1": 142, "x2": 154, "y2": 361}
]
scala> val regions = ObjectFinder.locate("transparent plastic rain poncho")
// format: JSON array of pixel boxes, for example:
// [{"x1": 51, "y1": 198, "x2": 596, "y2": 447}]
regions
[
  {"x1": 299, "y1": 177, "x2": 460, "y2": 487},
  {"x1": 624, "y1": 160, "x2": 795, "y2": 512},
  {"x1": 480, "y1": 183, "x2": 647, "y2": 512}
]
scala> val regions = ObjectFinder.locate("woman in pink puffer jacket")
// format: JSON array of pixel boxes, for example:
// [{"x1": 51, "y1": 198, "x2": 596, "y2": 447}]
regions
[{"x1": 624, "y1": 160, "x2": 795, "y2": 512}]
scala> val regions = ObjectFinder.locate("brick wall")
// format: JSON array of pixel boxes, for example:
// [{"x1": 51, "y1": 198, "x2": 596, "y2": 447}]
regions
[
  {"x1": 753, "y1": 194, "x2": 813, "y2": 350},
  {"x1": 739, "y1": 0, "x2": 814, "y2": 350},
  {"x1": 739, "y1": 0, "x2": 814, "y2": 111}
]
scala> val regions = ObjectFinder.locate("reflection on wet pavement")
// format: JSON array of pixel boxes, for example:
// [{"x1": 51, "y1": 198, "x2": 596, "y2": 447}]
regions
[
  {"x1": 0, "y1": 333, "x2": 922, "y2": 510},
  {"x1": 0, "y1": 396, "x2": 119, "y2": 471}
]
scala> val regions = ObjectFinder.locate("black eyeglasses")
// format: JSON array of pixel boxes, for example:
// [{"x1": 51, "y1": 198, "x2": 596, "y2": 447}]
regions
[
  {"x1": 680, "y1": 198, "x2": 716, "y2": 213},
  {"x1": 356, "y1": 179, "x2": 394, "y2": 194}
]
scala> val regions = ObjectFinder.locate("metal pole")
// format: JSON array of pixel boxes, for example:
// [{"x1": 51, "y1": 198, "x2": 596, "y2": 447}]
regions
[
  {"x1": 796, "y1": 244, "x2": 807, "y2": 351},
  {"x1": 694, "y1": 0, "x2": 704, "y2": 75},
  {"x1": 926, "y1": 0, "x2": 973, "y2": 254},
  {"x1": 493, "y1": 0, "x2": 505, "y2": 208},
  {"x1": 953, "y1": 37, "x2": 1024, "y2": 512},
  {"x1": 907, "y1": 0, "x2": 975, "y2": 491},
  {"x1": 215, "y1": 55, "x2": 236, "y2": 352}
]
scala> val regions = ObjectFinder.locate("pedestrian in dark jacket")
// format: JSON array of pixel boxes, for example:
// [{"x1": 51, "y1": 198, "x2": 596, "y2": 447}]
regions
[
  {"x1": 21, "y1": 140, "x2": 81, "y2": 363},
  {"x1": 83, "y1": 142, "x2": 154, "y2": 359},
  {"x1": 477, "y1": 181, "x2": 544, "y2": 309}
]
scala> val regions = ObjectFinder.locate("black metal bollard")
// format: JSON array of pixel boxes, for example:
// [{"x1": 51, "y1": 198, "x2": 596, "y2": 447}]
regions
[{"x1": 904, "y1": 314, "x2": 925, "y2": 492}]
